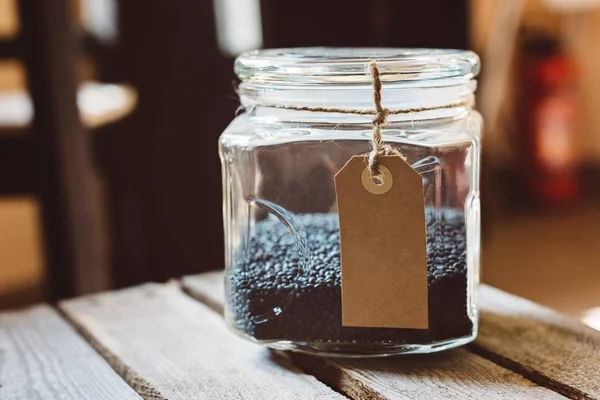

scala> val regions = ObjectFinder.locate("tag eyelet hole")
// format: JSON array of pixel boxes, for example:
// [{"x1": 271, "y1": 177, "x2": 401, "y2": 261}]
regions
[
  {"x1": 361, "y1": 166, "x2": 393, "y2": 195},
  {"x1": 371, "y1": 173, "x2": 385, "y2": 186}
]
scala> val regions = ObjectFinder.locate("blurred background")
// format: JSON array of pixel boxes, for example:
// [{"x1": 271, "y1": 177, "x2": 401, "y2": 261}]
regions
[{"x1": 1, "y1": 0, "x2": 599, "y2": 329}]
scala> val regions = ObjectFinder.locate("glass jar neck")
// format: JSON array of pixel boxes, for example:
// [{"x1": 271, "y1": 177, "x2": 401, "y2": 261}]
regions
[{"x1": 238, "y1": 79, "x2": 477, "y2": 122}]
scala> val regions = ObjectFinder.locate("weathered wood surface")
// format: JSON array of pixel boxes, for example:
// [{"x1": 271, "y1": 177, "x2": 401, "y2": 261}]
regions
[
  {"x1": 183, "y1": 272, "x2": 600, "y2": 398},
  {"x1": 474, "y1": 285, "x2": 600, "y2": 399},
  {"x1": 181, "y1": 270, "x2": 224, "y2": 313},
  {"x1": 4, "y1": 274, "x2": 596, "y2": 399},
  {"x1": 0, "y1": 305, "x2": 141, "y2": 400},
  {"x1": 182, "y1": 274, "x2": 567, "y2": 400},
  {"x1": 293, "y1": 350, "x2": 565, "y2": 400},
  {"x1": 60, "y1": 283, "x2": 343, "y2": 400}
]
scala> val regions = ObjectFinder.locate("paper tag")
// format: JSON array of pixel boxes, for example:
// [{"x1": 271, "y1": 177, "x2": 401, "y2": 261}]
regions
[{"x1": 334, "y1": 155, "x2": 428, "y2": 329}]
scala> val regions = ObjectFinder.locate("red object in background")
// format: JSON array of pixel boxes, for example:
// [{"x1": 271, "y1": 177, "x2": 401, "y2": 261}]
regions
[{"x1": 519, "y1": 32, "x2": 581, "y2": 206}]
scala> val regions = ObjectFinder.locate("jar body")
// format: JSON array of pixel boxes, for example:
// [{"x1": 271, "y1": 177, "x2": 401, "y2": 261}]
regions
[{"x1": 220, "y1": 108, "x2": 481, "y2": 357}]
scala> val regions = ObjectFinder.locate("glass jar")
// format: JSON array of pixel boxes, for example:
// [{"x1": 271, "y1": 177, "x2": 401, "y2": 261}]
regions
[{"x1": 220, "y1": 48, "x2": 482, "y2": 357}]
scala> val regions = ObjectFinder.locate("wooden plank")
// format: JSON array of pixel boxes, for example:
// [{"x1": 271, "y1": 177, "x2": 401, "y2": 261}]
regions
[
  {"x1": 473, "y1": 285, "x2": 600, "y2": 399},
  {"x1": 291, "y1": 350, "x2": 565, "y2": 400},
  {"x1": 181, "y1": 270, "x2": 224, "y2": 313},
  {"x1": 182, "y1": 273, "x2": 566, "y2": 400},
  {"x1": 59, "y1": 283, "x2": 344, "y2": 400},
  {"x1": 0, "y1": 305, "x2": 141, "y2": 400}
]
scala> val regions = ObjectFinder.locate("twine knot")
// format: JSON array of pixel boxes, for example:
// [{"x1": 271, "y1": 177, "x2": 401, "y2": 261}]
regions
[
  {"x1": 367, "y1": 61, "x2": 404, "y2": 178},
  {"x1": 372, "y1": 107, "x2": 390, "y2": 126}
]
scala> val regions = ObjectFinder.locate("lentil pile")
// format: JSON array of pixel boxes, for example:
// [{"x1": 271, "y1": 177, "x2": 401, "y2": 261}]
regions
[{"x1": 228, "y1": 208, "x2": 472, "y2": 344}]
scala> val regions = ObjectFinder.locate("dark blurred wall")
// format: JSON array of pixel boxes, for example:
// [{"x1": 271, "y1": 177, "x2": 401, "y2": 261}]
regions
[
  {"x1": 261, "y1": 0, "x2": 468, "y2": 48},
  {"x1": 96, "y1": 0, "x2": 469, "y2": 286}
]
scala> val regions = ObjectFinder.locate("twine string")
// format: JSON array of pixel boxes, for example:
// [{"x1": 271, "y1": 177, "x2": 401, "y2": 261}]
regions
[
  {"x1": 240, "y1": 60, "x2": 474, "y2": 179},
  {"x1": 367, "y1": 61, "x2": 403, "y2": 179}
]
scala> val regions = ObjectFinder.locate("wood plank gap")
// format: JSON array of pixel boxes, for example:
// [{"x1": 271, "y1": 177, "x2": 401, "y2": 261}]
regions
[
  {"x1": 60, "y1": 282, "x2": 344, "y2": 400},
  {"x1": 467, "y1": 285, "x2": 600, "y2": 399},
  {"x1": 175, "y1": 278, "x2": 350, "y2": 399},
  {"x1": 468, "y1": 343, "x2": 593, "y2": 400},
  {"x1": 56, "y1": 305, "x2": 165, "y2": 400},
  {"x1": 179, "y1": 272, "x2": 224, "y2": 314},
  {"x1": 0, "y1": 304, "x2": 142, "y2": 400}
]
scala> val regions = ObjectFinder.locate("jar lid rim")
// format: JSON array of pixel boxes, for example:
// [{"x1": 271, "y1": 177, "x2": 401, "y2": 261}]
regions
[{"x1": 235, "y1": 47, "x2": 480, "y2": 85}]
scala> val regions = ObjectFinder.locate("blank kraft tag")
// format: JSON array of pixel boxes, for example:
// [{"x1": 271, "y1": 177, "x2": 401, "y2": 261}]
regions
[{"x1": 334, "y1": 155, "x2": 428, "y2": 329}]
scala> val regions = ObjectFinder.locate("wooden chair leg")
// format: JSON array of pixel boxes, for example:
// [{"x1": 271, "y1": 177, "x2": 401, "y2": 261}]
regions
[{"x1": 18, "y1": 0, "x2": 109, "y2": 300}]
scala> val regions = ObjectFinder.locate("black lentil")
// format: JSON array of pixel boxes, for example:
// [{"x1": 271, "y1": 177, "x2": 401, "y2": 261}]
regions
[{"x1": 228, "y1": 208, "x2": 472, "y2": 344}]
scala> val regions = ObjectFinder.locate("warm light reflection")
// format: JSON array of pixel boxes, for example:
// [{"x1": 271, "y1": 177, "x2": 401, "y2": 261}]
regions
[
  {"x1": 81, "y1": 0, "x2": 118, "y2": 44},
  {"x1": 212, "y1": 0, "x2": 263, "y2": 57},
  {"x1": 582, "y1": 307, "x2": 600, "y2": 331}
]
